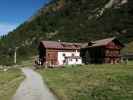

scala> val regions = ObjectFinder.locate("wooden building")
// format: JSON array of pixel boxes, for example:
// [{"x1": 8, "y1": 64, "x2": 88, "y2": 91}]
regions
[
  {"x1": 38, "y1": 41, "x2": 82, "y2": 66},
  {"x1": 80, "y1": 37, "x2": 124, "y2": 64}
]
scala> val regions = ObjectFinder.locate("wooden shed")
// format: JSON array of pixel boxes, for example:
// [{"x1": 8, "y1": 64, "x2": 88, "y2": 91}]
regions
[{"x1": 80, "y1": 37, "x2": 124, "y2": 64}]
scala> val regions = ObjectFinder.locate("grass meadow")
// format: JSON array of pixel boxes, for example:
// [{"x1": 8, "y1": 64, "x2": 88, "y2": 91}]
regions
[
  {"x1": 39, "y1": 62, "x2": 133, "y2": 100},
  {"x1": 0, "y1": 68, "x2": 24, "y2": 100}
]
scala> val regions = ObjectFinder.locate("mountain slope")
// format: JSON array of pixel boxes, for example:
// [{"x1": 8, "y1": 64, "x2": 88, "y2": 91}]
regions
[{"x1": 0, "y1": 0, "x2": 133, "y2": 65}]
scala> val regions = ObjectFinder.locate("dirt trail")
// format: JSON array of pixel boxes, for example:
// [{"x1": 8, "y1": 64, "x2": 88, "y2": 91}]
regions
[{"x1": 12, "y1": 68, "x2": 57, "y2": 100}]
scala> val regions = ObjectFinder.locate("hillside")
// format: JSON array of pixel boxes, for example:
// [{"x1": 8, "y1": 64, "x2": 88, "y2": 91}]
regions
[{"x1": 0, "y1": 0, "x2": 133, "y2": 65}]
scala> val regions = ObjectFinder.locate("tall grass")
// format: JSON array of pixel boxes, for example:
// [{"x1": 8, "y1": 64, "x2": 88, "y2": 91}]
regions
[
  {"x1": 0, "y1": 68, "x2": 24, "y2": 100},
  {"x1": 39, "y1": 63, "x2": 133, "y2": 100}
]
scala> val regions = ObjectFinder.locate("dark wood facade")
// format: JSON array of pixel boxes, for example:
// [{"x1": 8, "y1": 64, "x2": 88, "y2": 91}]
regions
[
  {"x1": 38, "y1": 43, "x2": 59, "y2": 65},
  {"x1": 81, "y1": 38, "x2": 124, "y2": 64}
]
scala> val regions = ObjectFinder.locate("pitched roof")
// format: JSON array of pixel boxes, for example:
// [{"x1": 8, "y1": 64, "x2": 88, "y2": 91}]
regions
[
  {"x1": 40, "y1": 41, "x2": 82, "y2": 50},
  {"x1": 82, "y1": 37, "x2": 116, "y2": 48}
]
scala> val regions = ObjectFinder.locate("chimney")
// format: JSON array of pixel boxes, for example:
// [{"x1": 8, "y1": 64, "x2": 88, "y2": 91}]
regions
[
  {"x1": 58, "y1": 40, "x2": 61, "y2": 42},
  {"x1": 88, "y1": 41, "x2": 95, "y2": 46}
]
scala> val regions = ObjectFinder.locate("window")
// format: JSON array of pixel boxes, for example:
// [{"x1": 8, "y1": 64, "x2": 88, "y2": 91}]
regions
[
  {"x1": 63, "y1": 53, "x2": 66, "y2": 56},
  {"x1": 72, "y1": 53, "x2": 74, "y2": 57},
  {"x1": 63, "y1": 60, "x2": 66, "y2": 64},
  {"x1": 48, "y1": 53, "x2": 50, "y2": 57},
  {"x1": 106, "y1": 50, "x2": 110, "y2": 55},
  {"x1": 76, "y1": 58, "x2": 78, "y2": 62},
  {"x1": 69, "y1": 58, "x2": 72, "y2": 61}
]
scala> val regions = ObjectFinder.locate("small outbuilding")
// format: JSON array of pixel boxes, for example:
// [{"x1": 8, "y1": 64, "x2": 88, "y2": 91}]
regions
[{"x1": 80, "y1": 37, "x2": 124, "y2": 64}]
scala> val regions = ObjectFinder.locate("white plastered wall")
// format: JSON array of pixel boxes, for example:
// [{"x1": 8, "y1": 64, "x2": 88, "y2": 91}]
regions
[{"x1": 58, "y1": 51, "x2": 82, "y2": 65}]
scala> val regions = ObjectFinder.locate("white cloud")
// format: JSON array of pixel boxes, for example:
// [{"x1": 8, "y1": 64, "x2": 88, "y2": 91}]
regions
[{"x1": 0, "y1": 23, "x2": 18, "y2": 36}]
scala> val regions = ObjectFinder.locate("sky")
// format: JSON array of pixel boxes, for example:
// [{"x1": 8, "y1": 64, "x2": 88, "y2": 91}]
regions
[{"x1": 0, "y1": 0, "x2": 49, "y2": 36}]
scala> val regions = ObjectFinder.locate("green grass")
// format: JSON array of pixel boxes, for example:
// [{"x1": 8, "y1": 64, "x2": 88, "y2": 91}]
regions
[
  {"x1": 0, "y1": 68, "x2": 24, "y2": 100},
  {"x1": 39, "y1": 63, "x2": 133, "y2": 100}
]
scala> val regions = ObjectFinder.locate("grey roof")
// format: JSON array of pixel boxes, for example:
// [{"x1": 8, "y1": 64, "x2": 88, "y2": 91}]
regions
[
  {"x1": 81, "y1": 37, "x2": 116, "y2": 48},
  {"x1": 40, "y1": 41, "x2": 82, "y2": 50}
]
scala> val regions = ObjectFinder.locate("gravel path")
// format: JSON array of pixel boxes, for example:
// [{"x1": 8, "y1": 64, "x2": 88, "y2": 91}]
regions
[{"x1": 12, "y1": 68, "x2": 57, "y2": 100}]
